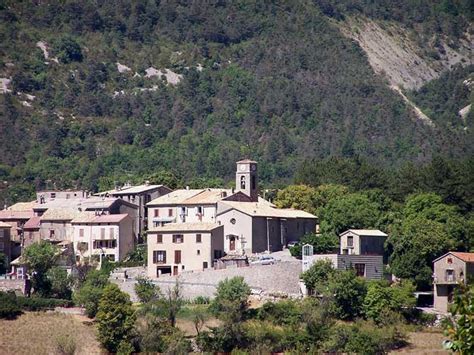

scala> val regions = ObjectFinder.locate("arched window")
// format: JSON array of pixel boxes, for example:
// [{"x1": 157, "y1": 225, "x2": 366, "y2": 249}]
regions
[{"x1": 240, "y1": 176, "x2": 246, "y2": 189}]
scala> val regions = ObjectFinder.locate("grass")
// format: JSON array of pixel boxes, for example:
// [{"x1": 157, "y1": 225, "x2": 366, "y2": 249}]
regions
[
  {"x1": 0, "y1": 312, "x2": 102, "y2": 355},
  {"x1": 390, "y1": 328, "x2": 448, "y2": 354}
]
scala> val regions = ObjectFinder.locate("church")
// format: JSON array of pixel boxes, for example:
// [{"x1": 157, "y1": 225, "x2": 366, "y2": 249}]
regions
[{"x1": 146, "y1": 160, "x2": 317, "y2": 277}]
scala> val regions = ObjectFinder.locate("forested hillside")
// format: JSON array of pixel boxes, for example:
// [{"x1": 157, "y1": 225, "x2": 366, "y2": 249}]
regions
[{"x1": 0, "y1": 0, "x2": 472, "y2": 203}]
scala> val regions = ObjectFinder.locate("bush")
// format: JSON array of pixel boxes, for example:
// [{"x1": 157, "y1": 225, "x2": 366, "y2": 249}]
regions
[
  {"x1": 257, "y1": 300, "x2": 303, "y2": 326},
  {"x1": 16, "y1": 296, "x2": 72, "y2": 311},
  {"x1": 72, "y1": 268, "x2": 110, "y2": 318},
  {"x1": 0, "y1": 291, "x2": 22, "y2": 319},
  {"x1": 193, "y1": 296, "x2": 210, "y2": 304},
  {"x1": 55, "y1": 334, "x2": 77, "y2": 355},
  {"x1": 134, "y1": 277, "x2": 160, "y2": 303},
  {"x1": 53, "y1": 35, "x2": 83, "y2": 63}
]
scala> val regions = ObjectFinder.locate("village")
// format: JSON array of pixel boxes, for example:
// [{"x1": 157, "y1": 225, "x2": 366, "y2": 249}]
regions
[{"x1": 0, "y1": 159, "x2": 470, "y2": 316}]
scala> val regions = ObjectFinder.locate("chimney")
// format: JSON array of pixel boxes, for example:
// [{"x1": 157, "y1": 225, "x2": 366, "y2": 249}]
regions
[{"x1": 145, "y1": 180, "x2": 150, "y2": 186}]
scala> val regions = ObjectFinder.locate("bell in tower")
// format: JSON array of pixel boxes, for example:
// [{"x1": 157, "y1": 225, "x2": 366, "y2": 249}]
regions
[{"x1": 235, "y1": 159, "x2": 258, "y2": 202}]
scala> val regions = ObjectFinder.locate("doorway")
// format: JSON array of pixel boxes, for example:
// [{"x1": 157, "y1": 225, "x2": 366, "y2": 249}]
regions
[
  {"x1": 173, "y1": 266, "x2": 178, "y2": 276},
  {"x1": 229, "y1": 236, "x2": 236, "y2": 251}
]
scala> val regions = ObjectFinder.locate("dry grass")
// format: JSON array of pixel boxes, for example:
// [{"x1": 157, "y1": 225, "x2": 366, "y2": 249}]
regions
[
  {"x1": 391, "y1": 329, "x2": 448, "y2": 354},
  {"x1": 0, "y1": 312, "x2": 102, "y2": 355}
]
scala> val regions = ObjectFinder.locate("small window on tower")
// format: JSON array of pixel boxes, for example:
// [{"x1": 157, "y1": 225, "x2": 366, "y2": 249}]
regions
[
  {"x1": 251, "y1": 175, "x2": 256, "y2": 190},
  {"x1": 240, "y1": 176, "x2": 246, "y2": 189}
]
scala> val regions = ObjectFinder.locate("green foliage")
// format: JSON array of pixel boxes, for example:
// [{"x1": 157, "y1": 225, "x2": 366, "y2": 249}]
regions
[
  {"x1": 96, "y1": 283, "x2": 136, "y2": 353},
  {"x1": 443, "y1": 283, "x2": 474, "y2": 354},
  {"x1": 16, "y1": 296, "x2": 73, "y2": 311},
  {"x1": 47, "y1": 267, "x2": 73, "y2": 300},
  {"x1": 388, "y1": 192, "x2": 466, "y2": 289},
  {"x1": 211, "y1": 277, "x2": 251, "y2": 323},
  {"x1": 257, "y1": 300, "x2": 303, "y2": 326},
  {"x1": 54, "y1": 334, "x2": 77, "y2": 355},
  {"x1": 72, "y1": 268, "x2": 110, "y2": 318},
  {"x1": 363, "y1": 280, "x2": 416, "y2": 324},
  {"x1": 290, "y1": 233, "x2": 339, "y2": 258},
  {"x1": 53, "y1": 35, "x2": 83, "y2": 63},
  {"x1": 23, "y1": 241, "x2": 58, "y2": 296},
  {"x1": 0, "y1": 291, "x2": 21, "y2": 319},
  {"x1": 134, "y1": 277, "x2": 160, "y2": 303},
  {"x1": 301, "y1": 259, "x2": 336, "y2": 292},
  {"x1": 118, "y1": 244, "x2": 147, "y2": 267},
  {"x1": 274, "y1": 185, "x2": 318, "y2": 214},
  {"x1": 327, "y1": 269, "x2": 368, "y2": 320}
]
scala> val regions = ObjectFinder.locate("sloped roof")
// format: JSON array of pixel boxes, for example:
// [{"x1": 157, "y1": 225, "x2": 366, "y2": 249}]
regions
[
  {"x1": 341, "y1": 229, "x2": 388, "y2": 237},
  {"x1": 23, "y1": 216, "x2": 41, "y2": 229},
  {"x1": 72, "y1": 213, "x2": 129, "y2": 224},
  {"x1": 434, "y1": 252, "x2": 474, "y2": 263},
  {"x1": 81, "y1": 198, "x2": 138, "y2": 210},
  {"x1": 148, "y1": 222, "x2": 222, "y2": 233},
  {"x1": 100, "y1": 184, "x2": 167, "y2": 195},
  {"x1": 0, "y1": 210, "x2": 35, "y2": 220},
  {"x1": 7, "y1": 201, "x2": 36, "y2": 211},
  {"x1": 181, "y1": 189, "x2": 234, "y2": 205},
  {"x1": 0, "y1": 221, "x2": 12, "y2": 228},
  {"x1": 218, "y1": 201, "x2": 317, "y2": 219},
  {"x1": 147, "y1": 189, "x2": 203, "y2": 206},
  {"x1": 236, "y1": 159, "x2": 257, "y2": 164},
  {"x1": 40, "y1": 208, "x2": 82, "y2": 221}
]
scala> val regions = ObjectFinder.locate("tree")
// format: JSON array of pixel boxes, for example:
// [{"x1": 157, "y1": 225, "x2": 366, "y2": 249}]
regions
[
  {"x1": 301, "y1": 259, "x2": 336, "y2": 292},
  {"x1": 290, "y1": 233, "x2": 339, "y2": 259},
  {"x1": 96, "y1": 284, "x2": 136, "y2": 353},
  {"x1": 72, "y1": 269, "x2": 110, "y2": 318},
  {"x1": 47, "y1": 266, "x2": 73, "y2": 299},
  {"x1": 53, "y1": 36, "x2": 83, "y2": 63},
  {"x1": 274, "y1": 185, "x2": 317, "y2": 214},
  {"x1": 134, "y1": 277, "x2": 160, "y2": 303},
  {"x1": 443, "y1": 283, "x2": 474, "y2": 354},
  {"x1": 211, "y1": 277, "x2": 251, "y2": 323},
  {"x1": 327, "y1": 270, "x2": 367, "y2": 320},
  {"x1": 318, "y1": 192, "x2": 384, "y2": 236},
  {"x1": 23, "y1": 241, "x2": 58, "y2": 296}
]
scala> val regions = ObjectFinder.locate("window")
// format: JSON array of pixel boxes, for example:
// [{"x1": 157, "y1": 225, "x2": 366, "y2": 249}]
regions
[
  {"x1": 101, "y1": 228, "x2": 105, "y2": 238},
  {"x1": 347, "y1": 236, "x2": 353, "y2": 247},
  {"x1": 79, "y1": 228, "x2": 84, "y2": 237},
  {"x1": 196, "y1": 234, "x2": 202, "y2": 243},
  {"x1": 197, "y1": 206, "x2": 203, "y2": 215},
  {"x1": 203, "y1": 261, "x2": 208, "y2": 269},
  {"x1": 214, "y1": 250, "x2": 222, "y2": 259},
  {"x1": 354, "y1": 263, "x2": 365, "y2": 277},
  {"x1": 51, "y1": 193, "x2": 56, "y2": 199},
  {"x1": 109, "y1": 228, "x2": 114, "y2": 238},
  {"x1": 66, "y1": 194, "x2": 70, "y2": 199},
  {"x1": 180, "y1": 207, "x2": 187, "y2": 216},
  {"x1": 172, "y1": 234, "x2": 184, "y2": 244},
  {"x1": 157, "y1": 234, "x2": 163, "y2": 243},
  {"x1": 174, "y1": 250, "x2": 181, "y2": 264},
  {"x1": 0, "y1": 241, "x2": 4, "y2": 251},
  {"x1": 49, "y1": 230, "x2": 55, "y2": 238},
  {"x1": 251, "y1": 175, "x2": 256, "y2": 190},
  {"x1": 447, "y1": 257, "x2": 453, "y2": 264},
  {"x1": 230, "y1": 218, "x2": 236, "y2": 224},
  {"x1": 93, "y1": 240, "x2": 117, "y2": 249},
  {"x1": 240, "y1": 176, "x2": 246, "y2": 189},
  {"x1": 168, "y1": 209, "x2": 173, "y2": 217},
  {"x1": 197, "y1": 249, "x2": 201, "y2": 255},
  {"x1": 154, "y1": 209, "x2": 160, "y2": 217},
  {"x1": 153, "y1": 250, "x2": 166, "y2": 264},
  {"x1": 446, "y1": 269, "x2": 455, "y2": 282}
]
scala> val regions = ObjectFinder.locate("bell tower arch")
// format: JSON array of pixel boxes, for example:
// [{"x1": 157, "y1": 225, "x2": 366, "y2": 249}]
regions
[{"x1": 235, "y1": 159, "x2": 258, "y2": 202}]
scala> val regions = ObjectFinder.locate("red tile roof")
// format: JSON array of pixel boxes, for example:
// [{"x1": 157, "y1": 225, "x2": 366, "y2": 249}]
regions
[
  {"x1": 92, "y1": 214, "x2": 129, "y2": 223},
  {"x1": 451, "y1": 252, "x2": 474, "y2": 263},
  {"x1": 0, "y1": 210, "x2": 35, "y2": 220},
  {"x1": 24, "y1": 216, "x2": 41, "y2": 229}
]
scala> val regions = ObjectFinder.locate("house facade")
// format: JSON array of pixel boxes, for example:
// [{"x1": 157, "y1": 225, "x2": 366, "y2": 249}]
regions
[
  {"x1": 71, "y1": 213, "x2": 134, "y2": 262},
  {"x1": 0, "y1": 222, "x2": 12, "y2": 271},
  {"x1": 97, "y1": 183, "x2": 172, "y2": 234},
  {"x1": 303, "y1": 229, "x2": 387, "y2": 281},
  {"x1": 147, "y1": 223, "x2": 224, "y2": 277},
  {"x1": 433, "y1": 252, "x2": 474, "y2": 312}
]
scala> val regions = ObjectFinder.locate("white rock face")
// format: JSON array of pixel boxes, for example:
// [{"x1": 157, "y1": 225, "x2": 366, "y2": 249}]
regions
[
  {"x1": 459, "y1": 104, "x2": 471, "y2": 119},
  {"x1": 144, "y1": 67, "x2": 182, "y2": 85},
  {"x1": 0, "y1": 78, "x2": 11, "y2": 94},
  {"x1": 36, "y1": 41, "x2": 59, "y2": 63},
  {"x1": 196, "y1": 63, "x2": 203, "y2": 72},
  {"x1": 21, "y1": 101, "x2": 32, "y2": 107},
  {"x1": 117, "y1": 62, "x2": 131, "y2": 73}
]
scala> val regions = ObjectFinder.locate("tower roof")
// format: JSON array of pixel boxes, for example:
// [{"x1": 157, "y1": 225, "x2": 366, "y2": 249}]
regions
[{"x1": 236, "y1": 159, "x2": 257, "y2": 164}]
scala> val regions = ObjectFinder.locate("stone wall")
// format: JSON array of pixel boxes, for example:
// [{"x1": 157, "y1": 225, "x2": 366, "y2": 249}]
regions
[{"x1": 0, "y1": 278, "x2": 29, "y2": 295}]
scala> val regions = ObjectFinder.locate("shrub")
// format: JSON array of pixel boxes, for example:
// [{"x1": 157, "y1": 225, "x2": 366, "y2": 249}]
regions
[
  {"x1": 134, "y1": 277, "x2": 160, "y2": 303},
  {"x1": 96, "y1": 284, "x2": 135, "y2": 353},
  {"x1": 73, "y1": 268, "x2": 110, "y2": 318},
  {"x1": 257, "y1": 300, "x2": 303, "y2": 326},
  {"x1": 193, "y1": 296, "x2": 210, "y2": 304},
  {"x1": 0, "y1": 291, "x2": 22, "y2": 319},
  {"x1": 54, "y1": 334, "x2": 77, "y2": 355},
  {"x1": 210, "y1": 277, "x2": 251, "y2": 323},
  {"x1": 16, "y1": 296, "x2": 72, "y2": 311},
  {"x1": 53, "y1": 36, "x2": 83, "y2": 63}
]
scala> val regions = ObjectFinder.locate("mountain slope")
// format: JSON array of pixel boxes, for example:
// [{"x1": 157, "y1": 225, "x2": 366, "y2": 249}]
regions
[{"x1": 0, "y1": 0, "x2": 472, "y2": 202}]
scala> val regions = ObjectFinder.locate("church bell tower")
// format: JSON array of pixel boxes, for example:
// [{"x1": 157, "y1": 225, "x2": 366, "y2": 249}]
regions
[{"x1": 235, "y1": 159, "x2": 258, "y2": 202}]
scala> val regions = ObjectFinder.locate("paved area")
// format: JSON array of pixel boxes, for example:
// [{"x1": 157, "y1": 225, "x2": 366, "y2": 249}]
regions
[{"x1": 114, "y1": 250, "x2": 303, "y2": 302}]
